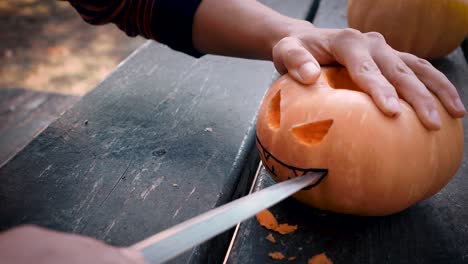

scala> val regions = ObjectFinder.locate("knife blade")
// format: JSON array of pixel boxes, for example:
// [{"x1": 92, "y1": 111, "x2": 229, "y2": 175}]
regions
[{"x1": 132, "y1": 169, "x2": 327, "y2": 264}]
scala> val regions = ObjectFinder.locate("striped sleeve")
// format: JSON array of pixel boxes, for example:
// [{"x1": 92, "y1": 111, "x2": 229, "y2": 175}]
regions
[{"x1": 68, "y1": 0, "x2": 204, "y2": 57}]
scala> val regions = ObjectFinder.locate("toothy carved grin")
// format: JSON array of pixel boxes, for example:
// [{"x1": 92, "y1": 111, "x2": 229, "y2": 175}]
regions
[{"x1": 255, "y1": 135, "x2": 328, "y2": 190}]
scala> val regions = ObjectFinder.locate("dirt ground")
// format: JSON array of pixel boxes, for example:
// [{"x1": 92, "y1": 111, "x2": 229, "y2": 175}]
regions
[{"x1": 0, "y1": 0, "x2": 146, "y2": 95}]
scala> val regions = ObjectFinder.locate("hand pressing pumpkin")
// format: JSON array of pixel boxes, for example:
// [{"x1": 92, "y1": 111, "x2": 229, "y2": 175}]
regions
[{"x1": 271, "y1": 24, "x2": 466, "y2": 130}]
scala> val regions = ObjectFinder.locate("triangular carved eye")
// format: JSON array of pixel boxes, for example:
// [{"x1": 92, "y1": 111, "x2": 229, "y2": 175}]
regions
[
  {"x1": 291, "y1": 119, "x2": 333, "y2": 145},
  {"x1": 267, "y1": 90, "x2": 281, "y2": 129}
]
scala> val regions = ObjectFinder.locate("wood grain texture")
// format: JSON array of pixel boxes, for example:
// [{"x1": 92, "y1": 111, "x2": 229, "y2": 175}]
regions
[
  {"x1": 227, "y1": 0, "x2": 468, "y2": 263},
  {"x1": 0, "y1": 1, "x2": 314, "y2": 263},
  {"x1": 0, "y1": 88, "x2": 78, "y2": 167}
]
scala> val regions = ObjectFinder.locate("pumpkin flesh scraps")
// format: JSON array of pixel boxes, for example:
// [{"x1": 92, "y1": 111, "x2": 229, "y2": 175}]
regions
[
  {"x1": 255, "y1": 209, "x2": 298, "y2": 235},
  {"x1": 308, "y1": 253, "x2": 333, "y2": 264},
  {"x1": 266, "y1": 233, "x2": 276, "y2": 243},
  {"x1": 268, "y1": 251, "x2": 285, "y2": 260},
  {"x1": 276, "y1": 223, "x2": 298, "y2": 235},
  {"x1": 257, "y1": 210, "x2": 331, "y2": 262},
  {"x1": 256, "y1": 210, "x2": 279, "y2": 230}
]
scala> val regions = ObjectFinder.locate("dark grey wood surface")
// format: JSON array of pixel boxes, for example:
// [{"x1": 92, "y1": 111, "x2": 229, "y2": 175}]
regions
[
  {"x1": 0, "y1": 1, "x2": 315, "y2": 263},
  {"x1": 462, "y1": 38, "x2": 468, "y2": 63},
  {"x1": 227, "y1": 0, "x2": 468, "y2": 263},
  {"x1": 0, "y1": 88, "x2": 78, "y2": 167}
]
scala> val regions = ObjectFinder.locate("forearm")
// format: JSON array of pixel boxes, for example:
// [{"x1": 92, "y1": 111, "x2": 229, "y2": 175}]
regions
[
  {"x1": 193, "y1": 0, "x2": 307, "y2": 60},
  {"x1": 67, "y1": 0, "x2": 203, "y2": 57}
]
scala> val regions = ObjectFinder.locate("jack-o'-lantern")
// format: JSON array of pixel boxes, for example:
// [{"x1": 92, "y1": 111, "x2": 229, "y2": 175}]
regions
[{"x1": 256, "y1": 67, "x2": 463, "y2": 216}]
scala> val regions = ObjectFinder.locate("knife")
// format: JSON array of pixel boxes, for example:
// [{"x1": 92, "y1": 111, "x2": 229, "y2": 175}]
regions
[{"x1": 132, "y1": 169, "x2": 327, "y2": 264}]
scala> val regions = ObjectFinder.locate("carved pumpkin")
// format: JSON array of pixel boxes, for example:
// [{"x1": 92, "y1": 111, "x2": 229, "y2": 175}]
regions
[
  {"x1": 347, "y1": 0, "x2": 468, "y2": 59},
  {"x1": 256, "y1": 67, "x2": 463, "y2": 216}
]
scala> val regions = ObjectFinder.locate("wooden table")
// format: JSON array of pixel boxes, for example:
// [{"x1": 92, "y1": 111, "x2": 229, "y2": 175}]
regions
[
  {"x1": 0, "y1": 88, "x2": 78, "y2": 167},
  {"x1": 1, "y1": 0, "x2": 467, "y2": 263}
]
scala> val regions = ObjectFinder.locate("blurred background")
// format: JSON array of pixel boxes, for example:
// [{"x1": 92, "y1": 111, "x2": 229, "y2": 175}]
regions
[
  {"x1": 0, "y1": 0, "x2": 145, "y2": 96},
  {"x1": 0, "y1": 0, "x2": 145, "y2": 165}
]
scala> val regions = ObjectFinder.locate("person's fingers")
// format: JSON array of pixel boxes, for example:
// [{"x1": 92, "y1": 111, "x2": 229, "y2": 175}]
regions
[
  {"x1": 272, "y1": 37, "x2": 321, "y2": 84},
  {"x1": 330, "y1": 29, "x2": 401, "y2": 116},
  {"x1": 368, "y1": 33, "x2": 441, "y2": 130},
  {"x1": 399, "y1": 52, "x2": 466, "y2": 118}
]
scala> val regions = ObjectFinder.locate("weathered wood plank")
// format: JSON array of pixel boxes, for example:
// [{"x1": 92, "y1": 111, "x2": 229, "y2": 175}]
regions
[
  {"x1": 0, "y1": 88, "x2": 78, "y2": 167},
  {"x1": 227, "y1": 0, "x2": 468, "y2": 263},
  {"x1": 0, "y1": 1, "x2": 315, "y2": 263}
]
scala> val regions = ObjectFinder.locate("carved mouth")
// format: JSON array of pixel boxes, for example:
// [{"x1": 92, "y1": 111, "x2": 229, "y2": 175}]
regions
[{"x1": 256, "y1": 135, "x2": 328, "y2": 190}]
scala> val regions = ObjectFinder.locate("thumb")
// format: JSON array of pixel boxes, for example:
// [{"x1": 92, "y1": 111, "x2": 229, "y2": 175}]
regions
[{"x1": 272, "y1": 37, "x2": 321, "y2": 84}]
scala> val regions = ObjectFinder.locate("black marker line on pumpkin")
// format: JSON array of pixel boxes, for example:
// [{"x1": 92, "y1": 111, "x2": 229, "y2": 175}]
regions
[{"x1": 256, "y1": 135, "x2": 328, "y2": 190}]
